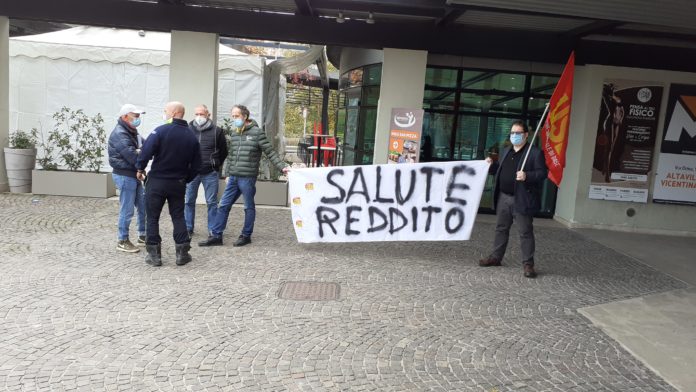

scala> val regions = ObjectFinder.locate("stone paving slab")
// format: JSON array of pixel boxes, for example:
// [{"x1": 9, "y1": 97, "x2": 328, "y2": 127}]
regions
[{"x1": 0, "y1": 193, "x2": 685, "y2": 391}]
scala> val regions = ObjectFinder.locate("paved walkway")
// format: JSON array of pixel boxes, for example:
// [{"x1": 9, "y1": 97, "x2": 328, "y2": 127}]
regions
[{"x1": 0, "y1": 193, "x2": 687, "y2": 391}]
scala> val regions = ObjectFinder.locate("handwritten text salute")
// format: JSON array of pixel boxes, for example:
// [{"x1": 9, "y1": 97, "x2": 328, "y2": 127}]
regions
[{"x1": 289, "y1": 161, "x2": 490, "y2": 243}]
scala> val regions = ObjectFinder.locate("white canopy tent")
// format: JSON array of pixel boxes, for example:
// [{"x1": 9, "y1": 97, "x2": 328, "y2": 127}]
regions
[{"x1": 8, "y1": 26, "x2": 272, "y2": 170}]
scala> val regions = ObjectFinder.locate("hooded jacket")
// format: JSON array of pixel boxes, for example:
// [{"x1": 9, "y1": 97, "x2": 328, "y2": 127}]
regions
[{"x1": 221, "y1": 119, "x2": 287, "y2": 178}]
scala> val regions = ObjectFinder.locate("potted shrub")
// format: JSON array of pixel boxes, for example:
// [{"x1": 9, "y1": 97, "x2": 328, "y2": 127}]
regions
[
  {"x1": 4, "y1": 129, "x2": 38, "y2": 193},
  {"x1": 32, "y1": 107, "x2": 116, "y2": 198}
]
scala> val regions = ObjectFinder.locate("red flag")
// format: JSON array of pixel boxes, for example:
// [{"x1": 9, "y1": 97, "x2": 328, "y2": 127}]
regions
[{"x1": 542, "y1": 52, "x2": 575, "y2": 186}]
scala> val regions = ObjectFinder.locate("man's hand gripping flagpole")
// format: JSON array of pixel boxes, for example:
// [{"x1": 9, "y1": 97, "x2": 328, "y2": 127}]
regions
[{"x1": 519, "y1": 102, "x2": 550, "y2": 172}]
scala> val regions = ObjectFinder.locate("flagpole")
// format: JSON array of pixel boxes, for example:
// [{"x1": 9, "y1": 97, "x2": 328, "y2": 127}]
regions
[{"x1": 520, "y1": 102, "x2": 550, "y2": 171}]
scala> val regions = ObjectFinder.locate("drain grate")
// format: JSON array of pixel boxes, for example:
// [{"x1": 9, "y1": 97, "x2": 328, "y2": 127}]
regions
[{"x1": 277, "y1": 281, "x2": 340, "y2": 301}]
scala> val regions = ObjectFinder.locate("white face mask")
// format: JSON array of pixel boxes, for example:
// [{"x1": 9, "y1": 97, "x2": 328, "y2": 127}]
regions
[
  {"x1": 162, "y1": 113, "x2": 169, "y2": 122},
  {"x1": 194, "y1": 116, "x2": 208, "y2": 126}
]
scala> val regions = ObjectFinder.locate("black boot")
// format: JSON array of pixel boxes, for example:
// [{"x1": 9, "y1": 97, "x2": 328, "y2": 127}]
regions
[
  {"x1": 175, "y1": 242, "x2": 192, "y2": 266},
  {"x1": 233, "y1": 235, "x2": 251, "y2": 247},
  {"x1": 145, "y1": 244, "x2": 162, "y2": 267},
  {"x1": 198, "y1": 235, "x2": 222, "y2": 247}
]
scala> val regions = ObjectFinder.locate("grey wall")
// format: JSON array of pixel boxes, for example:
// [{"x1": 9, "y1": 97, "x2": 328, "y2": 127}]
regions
[
  {"x1": 556, "y1": 64, "x2": 696, "y2": 236},
  {"x1": 0, "y1": 16, "x2": 9, "y2": 192},
  {"x1": 338, "y1": 48, "x2": 383, "y2": 74}
]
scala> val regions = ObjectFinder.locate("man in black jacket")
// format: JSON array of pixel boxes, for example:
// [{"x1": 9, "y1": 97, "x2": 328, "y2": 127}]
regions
[
  {"x1": 184, "y1": 104, "x2": 228, "y2": 238},
  {"x1": 479, "y1": 120, "x2": 548, "y2": 278},
  {"x1": 136, "y1": 102, "x2": 201, "y2": 267},
  {"x1": 108, "y1": 103, "x2": 147, "y2": 253}
]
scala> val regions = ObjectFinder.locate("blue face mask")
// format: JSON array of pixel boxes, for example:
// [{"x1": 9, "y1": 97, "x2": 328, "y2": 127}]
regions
[
  {"x1": 234, "y1": 118, "x2": 244, "y2": 128},
  {"x1": 130, "y1": 117, "x2": 141, "y2": 128},
  {"x1": 510, "y1": 133, "x2": 524, "y2": 145}
]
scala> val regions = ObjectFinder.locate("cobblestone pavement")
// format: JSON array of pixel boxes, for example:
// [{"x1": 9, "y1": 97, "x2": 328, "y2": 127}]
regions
[{"x1": 0, "y1": 193, "x2": 685, "y2": 391}]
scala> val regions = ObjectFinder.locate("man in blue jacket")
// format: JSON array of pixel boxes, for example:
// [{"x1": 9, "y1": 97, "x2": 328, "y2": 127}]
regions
[
  {"x1": 479, "y1": 121, "x2": 548, "y2": 278},
  {"x1": 136, "y1": 102, "x2": 201, "y2": 267},
  {"x1": 108, "y1": 104, "x2": 147, "y2": 253}
]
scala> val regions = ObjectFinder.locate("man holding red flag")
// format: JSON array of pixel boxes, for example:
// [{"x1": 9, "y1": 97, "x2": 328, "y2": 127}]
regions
[
  {"x1": 479, "y1": 121, "x2": 548, "y2": 278},
  {"x1": 478, "y1": 51, "x2": 575, "y2": 278}
]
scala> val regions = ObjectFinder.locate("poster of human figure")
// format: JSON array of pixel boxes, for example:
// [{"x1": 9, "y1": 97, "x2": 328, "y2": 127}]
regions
[{"x1": 589, "y1": 80, "x2": 663, "y2": 203}]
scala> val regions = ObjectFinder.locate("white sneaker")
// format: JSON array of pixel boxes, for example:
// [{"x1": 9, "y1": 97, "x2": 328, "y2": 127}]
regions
[{"x1": 117, "y1": 239, "x2": 140, "y2": 253}]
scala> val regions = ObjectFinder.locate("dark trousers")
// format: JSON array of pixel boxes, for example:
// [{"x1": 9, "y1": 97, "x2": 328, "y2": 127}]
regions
[
  {"x1": 490, "y1": 192, "x2": 535, "y2": 264},
  {"x1": 145, "y1": 177, "x2": 189, "y2": 245}
]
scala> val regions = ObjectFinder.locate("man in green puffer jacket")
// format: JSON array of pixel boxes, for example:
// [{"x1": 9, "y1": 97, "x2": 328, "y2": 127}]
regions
[{"x1": 199, "y1": 104, "x2": 289, "y2": 247}]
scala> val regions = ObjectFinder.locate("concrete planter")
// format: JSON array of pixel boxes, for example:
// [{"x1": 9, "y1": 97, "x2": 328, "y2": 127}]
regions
[
  {"x1": 4, "y1": 147, "x2": 37, "y2": 193},
  {"x1": 255, "y1": 180, "x2": 289, "y2": 207},
  {"x1": 32, "y1": 170, "x2": 116, "y2": 198}
]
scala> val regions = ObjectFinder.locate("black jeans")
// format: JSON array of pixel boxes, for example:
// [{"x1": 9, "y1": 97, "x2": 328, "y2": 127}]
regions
[{"x1": 145, "y1": 177, "x2": 189, "y2": 245}]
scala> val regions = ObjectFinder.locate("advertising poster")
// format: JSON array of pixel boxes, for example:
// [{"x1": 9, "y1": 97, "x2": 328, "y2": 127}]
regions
[
  {"x1": 653, "y1": 84, "x2": 696, "y2": 206},
  {"x1": 589, "y1": 80, "x2": 663, "y2": 203},
  {"x1": 387, "y1": 108, "x2": 424, "y2": 164}
]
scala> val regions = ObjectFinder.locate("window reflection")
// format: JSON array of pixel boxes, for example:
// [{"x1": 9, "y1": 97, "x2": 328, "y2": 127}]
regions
[
  {"x1": 461, "y1": 71, "x2": 526, "y2": 92},
  {"x1": 422, "y1": 112, "x2": 454, "y2": 160},
  {"x1": 459, "y1": 92, "x2": 523, "y2": 114},
  {"x1": 336, "y1": 64, "x2": 382, "y2": 165},
  {"x1": 425, "y1": 68, "x2": 458, "y2": 88},
  {"x1": 422, "y1": 67, "x2": 559, "y2": 216},
  {"x1": 423, "y1": 90, "x2": 456, "y2": 110}
]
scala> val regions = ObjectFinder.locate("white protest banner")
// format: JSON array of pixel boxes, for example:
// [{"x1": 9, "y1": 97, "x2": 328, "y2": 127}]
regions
[{"x1": 289, "y1": 161, "x2": 489, "y2": 243}]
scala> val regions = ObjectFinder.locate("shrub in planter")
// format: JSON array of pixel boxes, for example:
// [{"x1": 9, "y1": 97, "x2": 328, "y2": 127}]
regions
[
  {"x1": 8, "y1": 128, "x2": 38, "y2": 149},
  {"x1": 32, "y1": 107, "x2": 114, "y2": 198},
  {"x1": 36, "y1": 107, "x2": 106, "y2": 172},
  {"x1": 4, "y1": 129, "x2": 38, "y2": 193}
]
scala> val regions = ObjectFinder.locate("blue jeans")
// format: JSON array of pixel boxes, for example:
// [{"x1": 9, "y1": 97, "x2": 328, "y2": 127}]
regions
[
  {"x1": 184, "y1": 171, "x2": 220, "y2": 234},
  {"x1": 112, "y1": 173, "x2": 146, "y2": 241},
  {"x1": 211, "y1": 176, "x2": 256, "y2": 238}
]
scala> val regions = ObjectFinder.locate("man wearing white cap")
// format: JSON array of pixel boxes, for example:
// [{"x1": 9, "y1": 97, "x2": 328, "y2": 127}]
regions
[{"x1": 108, "y1": 103, "x2": 147, "y2": 253}]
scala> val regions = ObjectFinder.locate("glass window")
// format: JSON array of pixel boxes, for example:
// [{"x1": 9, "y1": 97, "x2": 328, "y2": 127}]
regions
[
  {"x1": 425, "y1": 68, "x2": 458, "y2": 88},
  {"x1": 460, "y1": 71, "x2": 489, "y2": 88},
  {"x1": 422, "y1": 112, "x2": 454, "y2": 160},
  {"x1": 345, "y1": 108, "x2": 359, "y2": 147},
  {"x1": 485, "y1": 116, "x2": 516, "y2": 156},
  {"x1": 420, "y1": 67, "x2": 560, "y2": 216},
  {"x1": 459, "y1": 92, "x2": 523, "y2": 114},
  {"x1": 462, "y1": 71, "x2": 526, "y2": 93},
  {"x1": 343, "y1": 148, "x2": 356, "y2": 166},
  {"x1": 336, "y1": 108, "x2": 346, "y2": 140},
  {"x1": 345, "y1": 87, "x2": 361, "y2": 107},
  {"x1": 348, "y1": 68, "x2": 363, "y2": 88},
  {"x1": 530, "y1": 75, "x2": 559, "y2": 95},
  {"x1": 363, "y1": 86, "x2": 380, "y2": 106},
  {"x1": 423, "y1": 90, "x2": 456, "y2": 110},
  {"x1": 455, "y1": 115, "x2": 482, "y2": 160},
  {"x1": 339, "y1": 68, "x2": 364, "y2": 89},
  {"x1": 527, "y1": 97, "x2": 551, "y2": 117},
  {"x1": 360, "y1": 108, "x2": 377, "y2": 164},
  {"x1": 364, "y1": 65, "x2": 381, "y2": 86},
  {"x1": 339, "y1": 72, "x2": 349, "y2": 90}
]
